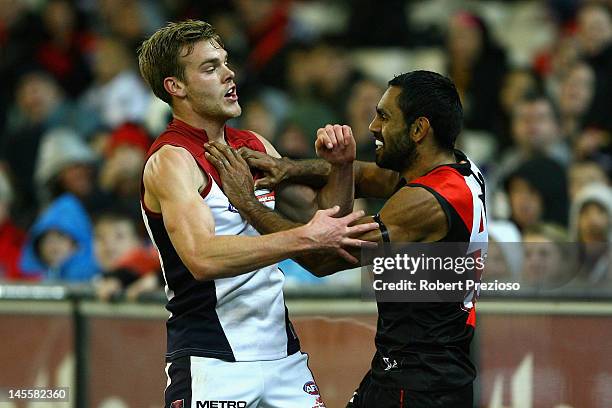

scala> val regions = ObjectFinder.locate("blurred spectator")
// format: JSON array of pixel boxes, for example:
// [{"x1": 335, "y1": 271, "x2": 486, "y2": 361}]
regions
[
  {"x1": 93, "y1": 212, "x2": 161, "y2": 301},
  {"x1": 81, "y1": 36, "x2": 151, "y2": 129},
  {"x1": 20, "y1": 194, "x2": 99, "y2": 282},
  {"x1": 577, "y1": 3, "x2": 612, "y2": 131},
  {"x1": 496, "y1": 92, "x2": 569, "y2": 184},
  {"x1": 558, "y1": 61, "x2": 596, "y2": 140},
  {"x1": 36, "y1": 0, "x2": 94, "y2": 97},
  {"x1": 504, "y1": 156, "x2": 569, "y2": 231},
  {"x1": 345, "y1": 0, "x2": 409, "y2": 47},
  {"x1": 568, "y1": 160, "x2": 610, "y2": 200},
  {"x1": 0, "y1": 0, "x2": 45, "y2": 130},
  {"x1": 0, "y1": 72, "x2": 97, "y2": 225},
  {"x1": 446, "y1": 11, "x2": 507, "y2": 133},
  {"x1": 235, "y1": 0, "x2": 293, "y2": 91},
  {"x1": 569, "y1": 184, "x2": 612, "y2": 284},
  {"x1": 495, "y1": 68, "x2": 541, "y2": 151},
  {"x1": 573, "y1": 126, "x2": 612, "y2": 170},
  {"x1": 34, "y1": 127, "x2": 98, "y2": 205},
  {"x1": 276, "y1": 38, "x2": 359, "y2": 158},
  {"x1": 344, "y1": 78, "x2": 384, "y2": 162},
  {"x1": 485, "y1": 221, "x2": 523, "y2": 283},
  {"x1": 0, "y1": 170, "x2": 26, "y2": 280},
  {"x1": 99, "y1": 123, "x2": 152, "y2": 221},
  {"x1": 96, "y1": 0, "x2": 155, "y2": 51},
  {"x1": 522, "y1": 223, "x2": 570, "y2": 288}
]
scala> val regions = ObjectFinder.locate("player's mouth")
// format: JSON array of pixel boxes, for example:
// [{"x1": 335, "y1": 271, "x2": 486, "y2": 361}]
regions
[
  {"x1": 224, "y1": 85, "x2": 238, "y2": 102},
  {"x1": 373, "y1": 134, "x2": 384, "y2": 150}
]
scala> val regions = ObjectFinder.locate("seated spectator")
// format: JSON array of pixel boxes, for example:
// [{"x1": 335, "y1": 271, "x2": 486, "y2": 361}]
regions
[
  {"x1": 20, "y1": 194, "x2": 99, "y2": 282},
  {"x1": 446, "y1": 11, "x2": 507, "y2": 134},
  {"x1": 1, "y1": 72, "x2": 98, "y2": 224},
  {"x1": 35, "y1": 0, "x2": 94, "y2": 97},
  {"x1": 495, "y1": 68, "x2": 541, "y2": 152},
  {"x1": 34, "y1": 127, "x2": 113, "y2": 214},
  {"x1": 569, "y1": 184, "x2": 612, "y2": 285},
  {"x1": 99, "y1": 123, "x2": 152, "y2": 221},
  {"x1": 81, "y1": 36, "x2": 151, "y2": 129},
  {"x1": 0, "y1": 170, "x2": 26, "y2": 280},
  {"x1": 521, "y1": 224, "x2": 570, "y2": 288},
  {"x1": 93, "y1": 212, "x2": 161, "y2": 301},
  {"x1": 504, "y1": 156, "x2": 569, "y2": 231},
  {"x1": 484, "y1": 221, "x2": 523, "y2": 283},
  {"x1": 558, "y1": 61, "x2": 596, "y2": 140},
  {"x1": 576, "y1": 3, "x2": 612, "y2": 132},
  {"x1": 568, "y1": 160, "x2": 609, "y2": 200}
]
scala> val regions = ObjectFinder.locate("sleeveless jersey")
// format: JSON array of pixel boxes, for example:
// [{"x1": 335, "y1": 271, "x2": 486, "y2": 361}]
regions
[
  {"x1": 372, "y1": 150, "x2": 488, "y2": 391},
  {"x1": 141, "y1": 118, "x2": 300, "y2": 362}
]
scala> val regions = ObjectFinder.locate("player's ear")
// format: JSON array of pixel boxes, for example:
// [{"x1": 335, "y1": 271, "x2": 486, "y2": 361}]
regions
[
  {"x1": 412, "y1": 117, "x2": 430, "y2": 143},
  {"x1": 163, "y1": 77, "x2": 187, "y2": 99}
]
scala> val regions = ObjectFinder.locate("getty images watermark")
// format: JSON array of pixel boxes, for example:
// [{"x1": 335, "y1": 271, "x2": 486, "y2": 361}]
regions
[
  {"x1": 360, "y1": 242, "x2": 607, "y2": 302},
  {"x1": 360, "y1": 242, "x2": 497, "y2": 302}
]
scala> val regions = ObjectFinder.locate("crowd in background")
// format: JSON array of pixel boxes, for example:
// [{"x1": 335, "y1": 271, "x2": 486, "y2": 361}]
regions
[{"x1": 0, "y1": 0, "x2": 610, "y2": 298}]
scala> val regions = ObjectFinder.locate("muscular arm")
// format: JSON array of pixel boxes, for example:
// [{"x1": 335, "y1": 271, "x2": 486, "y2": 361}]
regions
[
  {"x1": 143, "y1": 146, "x2": 371, "y2": 280},
  {"x1": 226, "y1": 185, "x2": 447, "y2": 276},
  {"x1": 241, "y1": 149, "x2": 400, "y2": 200}
]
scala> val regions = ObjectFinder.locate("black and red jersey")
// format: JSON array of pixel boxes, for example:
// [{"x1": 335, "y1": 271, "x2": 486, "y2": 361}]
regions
[{"x1": 372, "y1": 150, "x2": 488, "y2": 391}]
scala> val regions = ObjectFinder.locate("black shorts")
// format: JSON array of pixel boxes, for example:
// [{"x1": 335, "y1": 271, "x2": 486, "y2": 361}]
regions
[{"x1": 346, "y1": 370, "x2": 474, "y2": 408}]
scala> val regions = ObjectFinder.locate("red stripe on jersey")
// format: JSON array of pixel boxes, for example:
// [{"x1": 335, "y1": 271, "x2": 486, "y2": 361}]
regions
[
  {"x1": 411, "y1": 166, "x2": 474, "y2": 235},
  {"x1": 466, "y1": 307, "x2": 476, "y2": 327}
]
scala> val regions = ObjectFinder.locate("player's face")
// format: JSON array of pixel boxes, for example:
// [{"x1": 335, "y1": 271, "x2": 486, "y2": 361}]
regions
[
  {"x1": 369, "y1": 86, "x2": 417, "y2": 172},
  {"x1": 180, "y1": 40, "x2": 241, "y2": 121}
]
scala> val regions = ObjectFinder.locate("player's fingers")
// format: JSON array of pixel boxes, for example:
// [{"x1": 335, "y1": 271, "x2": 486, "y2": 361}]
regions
[
  {"x1": 325, "y1": 124, "x2": 338, "y2": 148},
  {"x1": 336, "y1": 248, "x2": 359, "y2": 264},
  {"x1": 333, "y1": 124, "x2": 345, "y2": 146},
  {"x1": 347, "y1": 222, "x2": 380, "y2": 236},
  {"x1": 209, "y1": 141, "x2": 238, "y2": 166},
  {"x1": 340, "y1": 210, "x2": 366, "y2": 225},
  {"x1": 230, "y1": 146, "x2": 250, "y2": 169},
  {"x1": 341, "y1": 238, "x2": 378, "y2": 249},
  {"x1": 318, "y1": 205, "x2": 340, "y2": 217},
  {"x1": 204, "y1": 151, "x2": 225, "y2": 171},
  {"x1": 342, "y1": 125, "x2": 353, "y2": 146},
  {"x1": 204, "y1": 143, "x2": 226, "y2": 163},
  {"x1": 316, "y1": 128, "x2": 332, "y2": 150},
  {"x1": 254, "y1": 177, "x2": 273, "y2": 189}
]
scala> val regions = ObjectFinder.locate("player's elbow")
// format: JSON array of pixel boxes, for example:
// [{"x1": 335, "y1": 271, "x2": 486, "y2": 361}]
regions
[{"x1": 185, "y1": 257, "x2": 222, "y2": 281}]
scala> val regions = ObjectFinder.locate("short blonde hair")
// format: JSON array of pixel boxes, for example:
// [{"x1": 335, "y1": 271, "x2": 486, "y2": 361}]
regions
[{"x1": 137, "y1": 20, "x2": 223, "y2": 105}]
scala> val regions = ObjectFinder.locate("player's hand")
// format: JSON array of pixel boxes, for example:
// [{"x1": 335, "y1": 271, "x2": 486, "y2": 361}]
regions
[
  {"x1": 238, "y1": 147, "x2": 291, "y2": 189},
  {"x1": 315, "y1": 124, "x2": 356, "y2": 165},
  {"x1": 303, "y1": 206, "x2": 378, "y2": 263},
  {"x1": 204, "y1": 141, "x2": 255, "y2": 209}
]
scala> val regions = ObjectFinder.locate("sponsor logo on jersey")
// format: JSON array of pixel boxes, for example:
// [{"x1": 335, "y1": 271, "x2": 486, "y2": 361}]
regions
[
  {"x1": 196, "y1": 401, "x2": 246, "y2": 408},
  {"x1": 170, "y1": 399, "x2": 184, "y2": 408},
  {"x1": 303, "y1": 381, "x2": 319, "y2": 395},
  {"x1": 256, "y1": 191, "x2": 275, "y2": 203}
]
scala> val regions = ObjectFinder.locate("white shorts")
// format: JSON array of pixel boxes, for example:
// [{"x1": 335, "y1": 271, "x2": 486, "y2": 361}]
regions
[{"x1": 164, "y1": 352, "x2": 326, "y2": 408}]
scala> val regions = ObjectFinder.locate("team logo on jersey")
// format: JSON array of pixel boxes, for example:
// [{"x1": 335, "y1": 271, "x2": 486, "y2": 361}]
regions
[
  {"x1": 382, "y1": 357, "x2": 398, "y2": 371},
  {"x1": 303, "y1": 381, "x2": 319, "y2": 395},
  {"x1": 170, "y1": 399, "x2": 184, "y2": 408},
  {"x1": 227, "y1": 203, "x2": 240, "y2": 213}
]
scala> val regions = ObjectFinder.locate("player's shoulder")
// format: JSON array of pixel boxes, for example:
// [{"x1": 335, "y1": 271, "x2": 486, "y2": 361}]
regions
[{"x1": 227, "y1": 127, "x2": 280, "y2": 158}]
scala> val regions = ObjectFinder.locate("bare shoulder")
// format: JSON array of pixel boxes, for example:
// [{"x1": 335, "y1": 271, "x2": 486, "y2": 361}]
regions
[
  {"x1": 249, "y1": 131, "x2": 281, "y2": 159},
  {"x1": 143, "y1": 145, "x2": 206, "y2": 200},
  {"x1": 379, "y1": 186, "x2": 448, "y2": 242}
]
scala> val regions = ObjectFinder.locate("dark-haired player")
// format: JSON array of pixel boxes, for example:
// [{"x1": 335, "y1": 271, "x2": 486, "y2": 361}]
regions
[{"x1": 205, "y1": 71, "x2": 488, "y2": 408}]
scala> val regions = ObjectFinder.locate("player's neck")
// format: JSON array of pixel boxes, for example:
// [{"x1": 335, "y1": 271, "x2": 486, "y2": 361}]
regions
[
  {"x1": 173, "y1": 109, "x2": 227, "y2": 142},
  {"x1": 401, "y1": 150, "x2": 456, "y2": 182}
]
